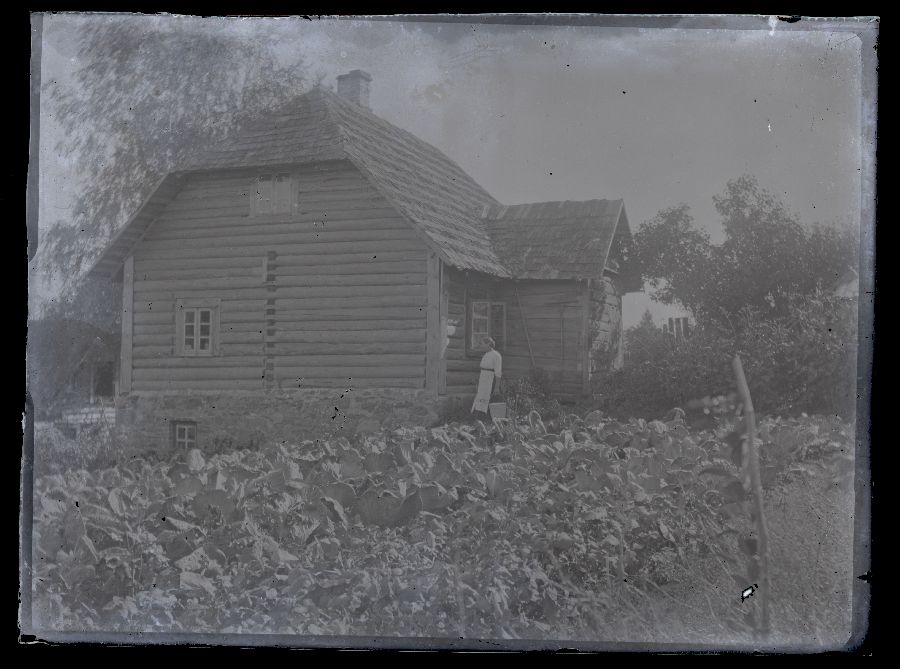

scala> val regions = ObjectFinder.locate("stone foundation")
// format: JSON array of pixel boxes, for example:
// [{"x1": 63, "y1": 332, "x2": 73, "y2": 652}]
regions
[{"x1": 114, "y1": 389, "x2": 448, "y2": 453}]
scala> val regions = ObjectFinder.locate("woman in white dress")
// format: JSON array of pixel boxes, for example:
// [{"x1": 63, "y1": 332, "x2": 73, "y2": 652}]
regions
[{"x1": 472, "y1": 337, "x2": 502, "y2": 414}]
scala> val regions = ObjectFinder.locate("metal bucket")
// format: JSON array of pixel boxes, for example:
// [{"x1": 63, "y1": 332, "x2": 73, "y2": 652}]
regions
[{"x1": 488, "y1": 402, "x2": 507, "y2": 419}]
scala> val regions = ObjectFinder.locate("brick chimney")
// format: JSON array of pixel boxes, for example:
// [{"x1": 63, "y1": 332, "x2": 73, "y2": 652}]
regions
[{"x1": 336, "y1": 70, "x2": 372, "y2": 109}]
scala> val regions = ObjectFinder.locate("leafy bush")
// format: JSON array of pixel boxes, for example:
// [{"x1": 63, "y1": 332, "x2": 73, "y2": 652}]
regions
[
  {"x1": 433, "y1": 396, "x2": 476, "y2": 426},
  {"x1": 594, "y1": 293, "x2": 858, "y2": 420},
  {"x1": 501, "y1": 368, "x2": 564, "y2": 420},
  {"x1": 33, "y1": 420, "x2": 123, "y2": 477}
]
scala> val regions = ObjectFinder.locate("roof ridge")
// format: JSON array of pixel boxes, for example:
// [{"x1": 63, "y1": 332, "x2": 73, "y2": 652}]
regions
[
  {"x1": 316, "y1": 85, "x2": 352, "y2": 157},
  {"x1": 500, "y1": 197, "x2": 623, "y2": 207}
]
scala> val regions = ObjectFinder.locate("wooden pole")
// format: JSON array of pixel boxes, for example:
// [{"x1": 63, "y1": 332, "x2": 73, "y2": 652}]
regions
[
  {"x1": 119, "y1": 255, "x2": 134, "y2": 394},
  {"x1": 515, "y1": 283, "x2": 537, "y2": 369},
  {"x1": 580, "y1": 279, "x2": 591, "y2": 395},
  {"x1": 425, "y1": 253, "x2": 441, "y2": 395},
  {"x1": 438, "y1": 261, "x2": 447, "y2": 395},
  {"x1": 732, "y1": 355, "x2": 771, "y2": 637}
]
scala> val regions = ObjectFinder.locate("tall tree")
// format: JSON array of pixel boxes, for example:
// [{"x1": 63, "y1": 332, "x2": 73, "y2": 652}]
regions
[
  {"x1": 37, "y1": 16, "x2": 312, "y2": 290},
  {"x1": 623, "y1": 308, "x2": 668, "y2": 363},
  {"x1": 633, "y1": 175, "x2": 859, "y2": 327}
]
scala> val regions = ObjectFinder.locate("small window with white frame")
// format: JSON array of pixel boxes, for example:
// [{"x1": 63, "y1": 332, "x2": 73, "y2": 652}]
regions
[
  {"x1": 251, "y1": 173, "x2": 297, "y2": 216},
  {"x1": 471, "y1": 300, "x2": 490, "y2": 343},
  {"x1": 176, "y1": 299, "x2": 220, "y2": 356},
  {"x1": 173, "y1": 421, "x2": 197, "y2": 449}
]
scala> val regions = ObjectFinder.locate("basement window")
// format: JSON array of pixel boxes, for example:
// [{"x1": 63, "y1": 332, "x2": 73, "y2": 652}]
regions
[
  {"x1": 176, "y1": 299, "x2": 220, "y2": 356},
  {"x1": 172, "y1": 421, "x2": 197, "y2": 449},
  {"x1": 251, "y1": 173, "x2": 297, "y2": 216}
]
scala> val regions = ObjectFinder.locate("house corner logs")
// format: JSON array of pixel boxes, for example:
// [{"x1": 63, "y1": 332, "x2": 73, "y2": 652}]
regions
[{"x1": 264, "y1": 250, "x2": 277, "y2": 390}]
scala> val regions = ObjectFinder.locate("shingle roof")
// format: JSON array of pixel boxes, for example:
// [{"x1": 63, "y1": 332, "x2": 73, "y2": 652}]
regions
[
  {"x1": 483, "y1": 199, "x2": 638, "y2": 287},
  {"x1": 88, "y1": 85, "x2": 638, "y2": 287}
]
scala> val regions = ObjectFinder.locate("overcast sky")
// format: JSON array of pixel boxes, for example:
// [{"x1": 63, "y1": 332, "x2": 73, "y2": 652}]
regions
[{"x1": 36, "y1": 15, "x2": 867, "y2": 326}]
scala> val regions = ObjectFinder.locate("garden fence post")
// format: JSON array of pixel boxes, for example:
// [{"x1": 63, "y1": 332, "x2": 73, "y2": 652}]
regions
[{"x1": 732, "y1": 355, "x2": 771, "y2": 638}]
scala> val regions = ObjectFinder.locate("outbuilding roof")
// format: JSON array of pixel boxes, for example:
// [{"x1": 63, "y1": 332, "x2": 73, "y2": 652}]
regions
[{"x1": 483, "y1": 199, "x2": 640, "y2": 289}]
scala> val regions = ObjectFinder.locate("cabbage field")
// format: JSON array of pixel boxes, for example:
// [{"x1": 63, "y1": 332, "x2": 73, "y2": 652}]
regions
[{"x1": 28, "y1": 411, "x2": 858, "y2": 648}]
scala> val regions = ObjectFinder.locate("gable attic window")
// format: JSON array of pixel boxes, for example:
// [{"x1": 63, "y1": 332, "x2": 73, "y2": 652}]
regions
[
  {"x1": 468, "y1": 300, "x2": 506, "y2": 354},
  {"x1": 251, "y1": 173, "x2": 297, "y2": 216},
  {"x1": 176, "y1": 298, "x2": 221, "y2": 356}
]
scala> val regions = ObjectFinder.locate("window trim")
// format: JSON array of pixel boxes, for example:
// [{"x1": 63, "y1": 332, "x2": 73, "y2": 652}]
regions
[
  {"x1": 250, "y1": 172, "x2": 298, "y2": 217},
  {"x1": 467, "y1": 298, "x2": 507, "y2": 356},
  {"x1": 175, "y1": 298, "x2": 221, "y2": 357}
]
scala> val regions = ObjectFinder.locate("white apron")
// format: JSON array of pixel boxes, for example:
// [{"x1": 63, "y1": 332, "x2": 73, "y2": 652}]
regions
[
  {"x1": 472, "y1": 370, "x2": 495, "y2": 413},
  {"x1": 472, "y1": 349, "x2": 502, "y2": 413}
]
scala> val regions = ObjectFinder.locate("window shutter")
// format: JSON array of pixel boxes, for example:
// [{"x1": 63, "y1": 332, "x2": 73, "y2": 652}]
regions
[{"x1": 252, "y1": 174, "x2": 296, "y2": 215}]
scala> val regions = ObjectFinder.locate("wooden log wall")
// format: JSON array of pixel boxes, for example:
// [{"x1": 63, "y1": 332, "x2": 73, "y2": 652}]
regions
[
  {"x1": 442, "y1": 267, "x2": 587, "y2": 399},
  {"x1": 129, "y1": 160, "x2": 430, "y2": 392}
]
